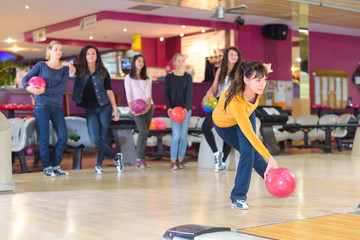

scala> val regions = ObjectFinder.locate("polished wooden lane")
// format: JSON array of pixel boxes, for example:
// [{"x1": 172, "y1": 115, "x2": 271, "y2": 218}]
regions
[
  {"x1": 240, "y1": 214, "x2": 360, "y2": 240},
  {"x1": 1, "y1": 152, "x2": 360, "y2": 239}
]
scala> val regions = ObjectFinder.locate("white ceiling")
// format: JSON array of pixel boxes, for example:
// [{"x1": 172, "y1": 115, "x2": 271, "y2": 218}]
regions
[{"x1": 0, "y1": 0, "x2": 359, "y2": 61}]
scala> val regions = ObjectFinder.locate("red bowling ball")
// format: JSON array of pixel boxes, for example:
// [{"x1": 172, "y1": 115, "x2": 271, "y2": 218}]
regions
[
  {"x1": 28, "y1": 76, "x2": 46, "y2": 88},
  {"x1": 265, "y1": 167, "x2": 296, "y2": 198},
  {"x1": 170, "y1": 106, "x2": 185, "y2": 123},
  {"x1": 132, "y1": 99, "x2": 147, "y2": 114}
]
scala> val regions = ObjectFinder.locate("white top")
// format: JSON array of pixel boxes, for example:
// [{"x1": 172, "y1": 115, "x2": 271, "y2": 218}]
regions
[
  {"x1": 217, "y1": 76, "x2": 231, "y2": 97},
  {"x1": 124, "y1": 74, "x2": 153, "y2": 104}
]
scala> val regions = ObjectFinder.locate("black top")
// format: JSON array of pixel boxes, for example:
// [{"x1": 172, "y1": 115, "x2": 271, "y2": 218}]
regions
[
  {"x1": 164, "y1": 72, "x2": 193, "y2": 110},
  {"x1": 78, "y1": 72, "x2": 112, "y2": 108}
]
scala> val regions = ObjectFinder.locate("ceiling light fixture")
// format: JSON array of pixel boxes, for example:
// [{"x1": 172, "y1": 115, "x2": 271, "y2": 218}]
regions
[
  {"x1": 159, "y1": 37, "x2": 164, "y2": 41},
  {"x1": 25, "y1": 5, "x2": 29, "y2": 9},
  {"x1": 10, "y1": 46, "x2": 22, "y2": 52},
  {"x1": 123, "y1": 28, "x2": 127, "y2": 32},
  {"x1": 201, "y1": 29, "x2": 206, "y2": 33},
  {"x1": 5, "y1": 38, "x2": 15, "y2": 43},
  {"x1": 180, "y1": 33, "x2": 184, "y2": 37},
  {"x1": 285, "y1": 0, "x2": 360, "y2": 13},
  {"x1": 181, "y1": 25, "x2": 186, "y2": 29},
  {"x1": 89, "y1": 36, "x2": 94, "y2": 39}
]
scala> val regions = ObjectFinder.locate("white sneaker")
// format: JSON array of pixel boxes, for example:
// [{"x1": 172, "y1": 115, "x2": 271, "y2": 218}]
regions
[
  {"x1": 95, "y1": 165, "x2": 103, "y2": 175},
  {"x1": 231, "y1": 199, "x2": 249, "y2": 210},
  {"x1": 214, "y1": 151, "x2": 223, "y2": 172},
  {"x1": 218, "y1": 162, "x2": 226, "y2": 171},
  {"x1": 43, "y1": 168, "x2": 56, "y2": 177},
  {"x1": 53, "y1": 167, "x2": 69, "y2": 176},
  {"x1": 114, "y1": 153, "x2": 123, "y2": 172}
]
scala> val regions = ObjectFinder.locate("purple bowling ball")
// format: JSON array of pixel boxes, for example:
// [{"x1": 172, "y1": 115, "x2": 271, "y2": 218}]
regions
[{"x1": 132, "y1": 99, "x2": 147, "y2": 114}]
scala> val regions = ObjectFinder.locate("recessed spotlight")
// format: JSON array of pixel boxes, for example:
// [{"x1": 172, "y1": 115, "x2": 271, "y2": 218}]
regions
[
  {"x1": 159, "y1": 37, "x2": 164, "y2": 41},
  {"x1": 181, "y1": 25, "x2": 186, "y2": 29},
  {"x1": 180, "y1": 33, "x2": 184, "y2": 37},
  {"x1": 123, "y1": 28, "x2": 127, "y2": 32},
  {"x1": 291, "y1": 66, "x2": 297, "y2": 72},
  {"x1": 201, "y1": 28, "x2": 206, "y2": 33},
  {"x1": 5, "y1": 38, "x2": 15, "y2": 43},
  {"x1": 25, "y1": 5, "x2": 29, "y2": 9},
  {"x1": 89, "y1": 36, "x2": 94, "y2": 40}
]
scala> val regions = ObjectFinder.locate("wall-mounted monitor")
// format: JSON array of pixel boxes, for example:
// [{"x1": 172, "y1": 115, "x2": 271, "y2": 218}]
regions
[{"x1": 121, "y1": 58, "x2": 133, "y2": 75}]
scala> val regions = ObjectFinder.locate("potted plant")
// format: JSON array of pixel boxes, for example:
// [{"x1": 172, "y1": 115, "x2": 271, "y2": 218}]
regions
[{"x1": 0, "y1": 60, "x2": 16, "y2": 87}]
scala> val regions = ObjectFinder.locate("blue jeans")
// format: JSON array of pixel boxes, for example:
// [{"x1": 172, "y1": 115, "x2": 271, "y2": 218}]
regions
[
  {"x1": 34, "y1": 104, "x2": 68, "y2": 169},
  {"x1": 170, "y1": 110, "x2": 192, "y2": 160},
  {"x1": 86, "y1": 105, "x2": 117, "y2": 166},
  {"x1": 214, "y1": 112, "x2": 268, "y2": 202}
]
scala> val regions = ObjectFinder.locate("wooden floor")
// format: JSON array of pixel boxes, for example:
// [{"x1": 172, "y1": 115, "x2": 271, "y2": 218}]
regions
[{"x1": 2, "y1": 150, "x2": 360, "y2": 239}]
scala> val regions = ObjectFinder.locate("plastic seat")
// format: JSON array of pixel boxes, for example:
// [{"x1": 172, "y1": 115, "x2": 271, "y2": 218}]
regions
[
  {"x1": 332, "y1": 113, "x2": 356, "y2": 151},
  {"x1": 274, "y1": 115, "x2": 294, "y2": 141},
  {"x1": 10, "y1": 118, "x2": 36, "y2": 173},
  {"x1": 316, "y1": 114, "x2": 339, "y2": 142},
  {"x1": 9, "y1": 118, "x2": 25, "y2": 148},
  {"x1": 288, "y1": 115, "x2": 319, "y2": 141},
  {"x1": 197, "y1": 117, "x2": 205, "y2": 129},
  {"x1": 133, "y1": 132, "x2": 157, "y2": 147},
  {"x1": 272, "y1": 116, "x2": 293, "y2": 152},
  {"x1": 65, "y1": 116, "x2": 96, "y2": 170},
  {"x1": 188, "y1": 116, "x2": 201, "y2": 147}
]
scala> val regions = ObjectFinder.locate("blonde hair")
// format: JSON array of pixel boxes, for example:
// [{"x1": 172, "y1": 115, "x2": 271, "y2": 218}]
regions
[
  {"x1": 45, "y1": 40, "x2": 62, "y2": 60},
  {"x1": 173, "y1": 53, "x2": 185, "y2": 62}
]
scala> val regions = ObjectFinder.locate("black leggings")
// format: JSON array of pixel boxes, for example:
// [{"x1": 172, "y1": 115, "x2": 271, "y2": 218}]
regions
[{"x1": 201, "y1": 113, "x2": 231, "y2": 162}]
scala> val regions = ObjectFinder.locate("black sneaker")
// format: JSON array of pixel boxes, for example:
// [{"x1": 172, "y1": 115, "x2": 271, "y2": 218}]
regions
[
  {"x1": 53, "y1": 167, "x2": 69, "y2": 176},
  {"x1": 43, "y1": 168, "x2": 56, "y2": 177},
  {"x1": 114, "y1": 153, "x2": 123, "y2": 172}
]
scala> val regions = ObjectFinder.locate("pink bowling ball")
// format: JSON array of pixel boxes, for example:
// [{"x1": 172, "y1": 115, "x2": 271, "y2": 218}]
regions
[
  {"x1": 28, "y1": 76, "x2": 46, "y2": 88},
  {"x1": 155, "y1": 119, "x2": 167, "y2": 129},
  {"x1": 25, "y1": 146, "x2": 34, "y2": 156},
  {"x1": 265, "y1": 167, "x2": 296, "y2": 198}
]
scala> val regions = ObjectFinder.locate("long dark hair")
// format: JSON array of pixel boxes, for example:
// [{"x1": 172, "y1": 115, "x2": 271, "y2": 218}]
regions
[
  {"x1": 224, "y1": 61, "x2": 268, "y2": 109},
  {"x1": 75, "y1": 45, "x2": 108, "y2": 78},
  {"x1": 129, "y1": 54, "x2": 148, "y2": 80},
  {"x1": 218, "y1": 47, "x2": 242, "y2": 87}
]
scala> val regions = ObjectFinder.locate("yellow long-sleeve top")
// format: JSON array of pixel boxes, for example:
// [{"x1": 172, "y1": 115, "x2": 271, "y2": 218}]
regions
[{"x1": 212, "y1": 90, "x2": 271, "y2": 161}]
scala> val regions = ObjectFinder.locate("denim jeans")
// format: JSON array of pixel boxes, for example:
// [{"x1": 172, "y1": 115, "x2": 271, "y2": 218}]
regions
[
  {"x1": 86, "y1": 105, "x2": 116, "y2": 166},
  {"x1": 169, "y1": 110, "x2": 192, "y2": 160},
  {"x1": 34, "y1": 104, "x2": 68, "y2": 169},
  {"x1": 133, "y1": 105, "x2": 153, "y2": 160},
  {"x1": 214, "y1": 112, "x2": 268, "y2": 202}
]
